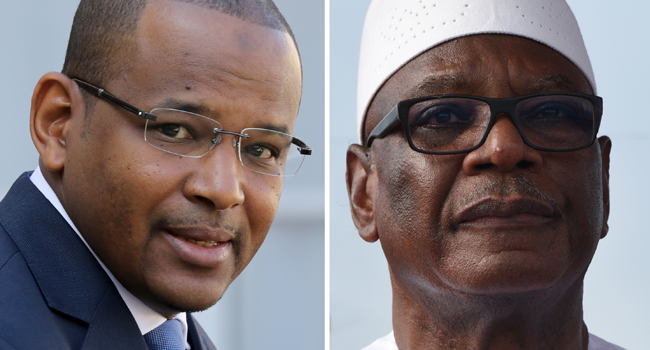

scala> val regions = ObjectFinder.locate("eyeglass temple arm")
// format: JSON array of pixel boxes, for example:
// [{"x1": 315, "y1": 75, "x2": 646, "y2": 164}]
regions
[
  {"x1": 292, "y1": 137, "x2": 312, "y2": 155},
  {"x1": 71, "y1": 78, "x2": 157, "y2": 121},
  {"x1": 366, "y1": 105, "x2": 400, "y2": 147},
  {"x1": 593, "y1": 97, "x2": 603, "y2": 131}
]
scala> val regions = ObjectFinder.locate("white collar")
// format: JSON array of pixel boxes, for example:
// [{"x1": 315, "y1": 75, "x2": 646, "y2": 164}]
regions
[{"x1": 30, "y1": 167, "x2": 190, "y2": 348}]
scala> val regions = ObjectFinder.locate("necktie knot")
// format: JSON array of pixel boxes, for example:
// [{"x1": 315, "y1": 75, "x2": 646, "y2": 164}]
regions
[{"x1": 144, "y1": 319, "x2": 185, "y2": 350}]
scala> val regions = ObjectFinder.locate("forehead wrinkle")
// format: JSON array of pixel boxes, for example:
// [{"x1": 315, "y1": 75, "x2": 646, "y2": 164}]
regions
[
  {"x1": 211, "y1": 64, "x2": 259, "y2": 83},
  {"x1": 200, "y1": 64, "x2": 296, "y2": 104},
  {"x1": 408, "y1": 73, "x2": 470, "y2": 97},
  {"x1": 529, "y1": 74, "x2": 580, "y2": 94}
]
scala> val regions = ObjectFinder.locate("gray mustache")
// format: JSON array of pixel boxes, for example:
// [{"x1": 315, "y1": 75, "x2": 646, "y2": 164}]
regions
[{"x1": 457, "y1": 175, "x2": 562, "y2": 217}]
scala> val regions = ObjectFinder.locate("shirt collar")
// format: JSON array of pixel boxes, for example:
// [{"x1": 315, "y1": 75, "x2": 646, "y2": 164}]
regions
[{"x1": 30, "y1": 167, "x2": 190, "y2": 347}]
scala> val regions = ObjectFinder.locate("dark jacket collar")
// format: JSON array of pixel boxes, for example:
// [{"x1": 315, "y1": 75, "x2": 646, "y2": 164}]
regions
[
  {"x1": 187, "y1": 315, "x2": 217, "y2": 350},
  {"x1": 0, "y1": 172, "x2": 148, "y2": 349}
]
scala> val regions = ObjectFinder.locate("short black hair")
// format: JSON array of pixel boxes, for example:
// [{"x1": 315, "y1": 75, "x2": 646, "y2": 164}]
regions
[{"x1": 62, "y1": 0, "x2": 298, "y2": 91}]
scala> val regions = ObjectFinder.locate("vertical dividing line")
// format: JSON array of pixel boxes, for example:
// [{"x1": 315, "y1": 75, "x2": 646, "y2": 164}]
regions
[{"x1": 324, "y1": 0, "x2": 331, "y2": 349}]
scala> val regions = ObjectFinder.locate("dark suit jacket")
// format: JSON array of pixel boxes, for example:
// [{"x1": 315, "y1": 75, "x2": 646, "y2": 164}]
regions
[{"x1": 0, "y1": 172, "x2": 217, "y2": 350}]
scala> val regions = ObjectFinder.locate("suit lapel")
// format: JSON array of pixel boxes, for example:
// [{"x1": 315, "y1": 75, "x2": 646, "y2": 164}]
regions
[
  {"x1": 0, "y1": 173, "x2": 147, "y2": 349},
  {"x1": 80, "y1": 286, "x2": 148, "y2": 350},
  {"x1": 187, "y1": 315, "x2": 217, "y2": 350}
]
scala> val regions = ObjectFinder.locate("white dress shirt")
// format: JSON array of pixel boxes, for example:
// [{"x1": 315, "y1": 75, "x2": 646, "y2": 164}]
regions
[{"x1": 30, "y1": 167, "x2": 191, "y2": 349}]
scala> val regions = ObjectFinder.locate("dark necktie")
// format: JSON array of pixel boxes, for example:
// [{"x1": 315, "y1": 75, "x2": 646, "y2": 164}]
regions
[{"x1": 143, "y1": 319, "x2": 185, "y2": 350}]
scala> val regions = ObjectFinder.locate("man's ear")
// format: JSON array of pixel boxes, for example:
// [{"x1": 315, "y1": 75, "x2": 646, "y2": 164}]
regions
[
  {"x1": 30, "y1": 72, "x2": 82, "y2": 172},
  {"x1": 346, "y1": 144, "x2": 379, "y2": 242},
  {"x1": 597, "y1": 136, "x2": 612, "y2": 239}
]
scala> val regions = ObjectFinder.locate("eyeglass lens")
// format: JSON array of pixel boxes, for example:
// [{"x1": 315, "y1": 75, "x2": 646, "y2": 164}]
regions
[
  {"x1": 144, "y1": 108, "x2": 305, "y2": 176},
  {"x1": 238, "y1": 128, "x2": 305, "y2": 177},
  {"x1": 407, "y1": 95, "x2": 596, "y2": 152}
]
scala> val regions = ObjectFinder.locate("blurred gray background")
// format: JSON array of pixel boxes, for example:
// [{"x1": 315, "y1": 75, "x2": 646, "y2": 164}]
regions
[
  {"x1": 330, "y1": 1, "x2": 649, "y2": 349},
  {"x1": 0, "y1": 1, "x2": 324, "y2": 350}
]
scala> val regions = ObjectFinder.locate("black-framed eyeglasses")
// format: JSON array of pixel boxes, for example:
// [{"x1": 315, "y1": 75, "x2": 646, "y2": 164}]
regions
[
  {"x1": 72, "y1": 78, "x2": 311, "y2": 177},
  {"x1": 367, "y1": 92, "x2": 603, "y2": 154}
]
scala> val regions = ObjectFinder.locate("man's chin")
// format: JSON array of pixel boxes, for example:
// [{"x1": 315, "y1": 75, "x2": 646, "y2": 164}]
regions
[
  {"x1": 149, "y1": 295, "x2": 223, "y2": 318},
  {"x1": 143, "y1": 283, "x2": 228, "y2": 317},
  {"x1": 161, "y1": 299, "x2": 219, "y2": 315},
  {"x1": 438, "y1": 257, "x2": 571, "y2": 295}
]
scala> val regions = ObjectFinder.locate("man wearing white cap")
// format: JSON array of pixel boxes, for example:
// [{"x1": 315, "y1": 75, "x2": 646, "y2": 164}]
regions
[{"x1": 346, "y1": 0, "x2": 622, "y2": 349}]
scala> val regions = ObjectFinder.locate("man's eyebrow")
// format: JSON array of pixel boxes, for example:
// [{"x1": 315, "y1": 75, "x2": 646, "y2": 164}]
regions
[
  {"x1": 254, "y1": 123, "x2": 290, "y2": 134},
  {"x1": 155, "y1": 98, "x2": 290, "y2": 133},
  {"x1": 157, "y1": 98, "x2": 213, "y2": 117},
  {"x1": 530, "y1": 74, "x2": 579, "y2": 93},
  {"x1": 408, "y1": 73, "x2": 469, "y2": 96}
]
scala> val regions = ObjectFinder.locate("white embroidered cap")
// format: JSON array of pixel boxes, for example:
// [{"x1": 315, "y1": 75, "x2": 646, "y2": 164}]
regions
[{"x1": 357, "y1": 0, "x2": 596, "y2": 141}]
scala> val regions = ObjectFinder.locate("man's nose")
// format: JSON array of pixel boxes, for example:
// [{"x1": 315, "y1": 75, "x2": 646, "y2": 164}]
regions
[
  {"x1": 182, "y1": 141, "x2": 245, "y2": 211},
  {"x1": 462, "y1": 114, "x2": 543, "y2": 175}
]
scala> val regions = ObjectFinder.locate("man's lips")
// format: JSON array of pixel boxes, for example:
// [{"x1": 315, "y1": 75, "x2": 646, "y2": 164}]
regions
[
  {"x1": 163, "y1": 226, "x2": 235, "y2": 246},
  {"x1": 183, "y1": 238, "x2": 221, "y2": 248},
  {"x1": 160, "y1": 226, "x2": 236, "y2": 267},
  {"x1": 453, "y1": 197, "x2": 557, "y2": 226}
]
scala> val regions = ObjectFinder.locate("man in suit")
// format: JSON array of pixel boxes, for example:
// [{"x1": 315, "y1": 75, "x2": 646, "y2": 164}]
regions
[
  {"x1": 346, "y1": 0, "x2": 622, "y2": 349},
  {"x1": 0, "y1": 0, "x2": 307, "y2": 349}
]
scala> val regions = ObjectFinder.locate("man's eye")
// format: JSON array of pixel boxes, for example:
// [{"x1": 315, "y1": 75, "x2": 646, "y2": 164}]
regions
[
  {"x1": 537, "y1": 105, "x2": 568, "y2": 119},
  {"x1": 414, "y1": 105, "x2": 470, "y2": 126},
  {"x1": 525, "y1": 103, "x2": 584, "y2": 127},
  {"x1": 541, "y1": 108, "x2": 561, "y2": 118},
  {"x1": 246, "y1": 145, "x2": 275, "y2": 159},
  {"x1": 424, "y1": 108, "x2": 454, "y2": 123},
  {"x1": 158, "y1": 124, "x2": 192, "y2": 139}
]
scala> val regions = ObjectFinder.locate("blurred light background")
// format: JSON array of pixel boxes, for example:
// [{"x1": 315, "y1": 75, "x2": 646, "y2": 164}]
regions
[
  {"x1": 330, "y1": 1, "x2": 649, "y2": 350},
  {"x1": 0, "y1": 1, "x2": 324, "y2": 350}
]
